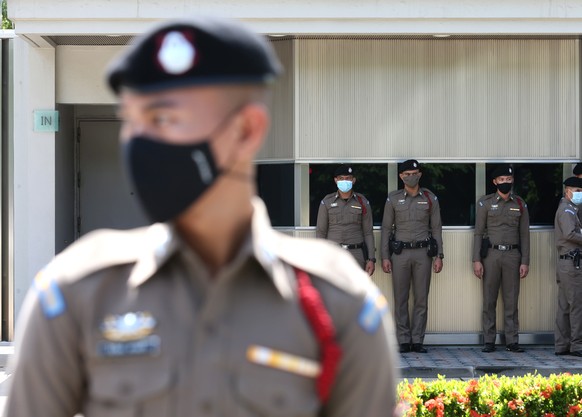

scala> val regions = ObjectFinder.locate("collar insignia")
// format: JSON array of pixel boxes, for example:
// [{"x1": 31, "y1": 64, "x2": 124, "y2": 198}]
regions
[{"x1": 101, "y1": 311, "x2": 157, "y2": 342}]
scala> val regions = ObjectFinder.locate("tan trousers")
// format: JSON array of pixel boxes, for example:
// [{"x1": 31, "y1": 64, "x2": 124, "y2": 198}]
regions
[
  {"x1": 555, "y1": 259, "x2": 582, "y2": 352},
  {"x1": 391, "y1": 248, "x2": 432, "y2": 345},
  {"x1": 482, "y1": 248, "x2": 521, "y2": 345}
]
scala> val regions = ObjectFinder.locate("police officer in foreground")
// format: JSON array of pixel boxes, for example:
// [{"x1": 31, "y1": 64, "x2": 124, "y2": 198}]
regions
[
  {"x1": 316, "y1": 165, "x2": 376, "y2": 275},
  {"x1": 553, "y1": 176, "x2": 582, "y2": 357},
  {"x1": 473, "y1": 164, "x2": 530, "y2": 353},
  {"x1": 4, "y1": 17, "x2": 399, "y2": 417},
  {"x1": 380, "y1": 159, "x2": 444, "y2": 354}
]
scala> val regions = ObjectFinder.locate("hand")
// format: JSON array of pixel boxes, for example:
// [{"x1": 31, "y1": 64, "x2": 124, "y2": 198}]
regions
[
  {"x1": 433, "y1": 257, "x2": 443, "y2": 273},
  {"x1": 519, "y1": 264, "x2": 529, "y2": 279},
  {"x1": 473, "y1": 261, "x2": 484, "y2": 279},
  {"x1": 382, "y1": 259, "x2": 392, "y2": 274},
  {"x1": 365, "y1": 260, "x2": 375, "y2": 276}
]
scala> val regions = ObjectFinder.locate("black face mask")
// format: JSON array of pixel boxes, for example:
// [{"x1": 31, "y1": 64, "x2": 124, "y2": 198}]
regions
[
  {"x1": 123, "y1": 137, "x2": 219, "y2": 223},
  {"x1": 496, "y1": 182, "x2": 512, "y2": 194}
]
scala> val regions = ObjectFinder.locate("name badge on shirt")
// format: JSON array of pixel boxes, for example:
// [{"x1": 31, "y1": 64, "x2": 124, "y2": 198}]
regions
[
  {"x1": 417, "y1": 201, "x2": 428, "y2": 205},
  {"x1": 351, "y1": 205, "x2": 362, "y2": 210},
  {"x1": 247, "y1": 345, "x2": 321, "y2": 378},
  {"x1": 509, "y1": 208, "x2": 520, "y2": 212},
  {"x1": 398, "y1": 199, "x2": 406, "y2": 204},
  {"x1": 330, "y1": 203, "x2": 338, "y2": 207}
]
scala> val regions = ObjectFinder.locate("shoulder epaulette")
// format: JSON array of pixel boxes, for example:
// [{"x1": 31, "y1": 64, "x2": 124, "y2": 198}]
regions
[{"x1": 46, "y1": 226, "x2": 156, "y2": 284}]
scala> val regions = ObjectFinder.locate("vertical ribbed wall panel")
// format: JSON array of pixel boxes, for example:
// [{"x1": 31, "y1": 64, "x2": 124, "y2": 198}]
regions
[
  {"x1": 296, "y1": 39, "x2": 578, "y2": 161},
  {"x1": 426, "y1": 231, "x2": 481, "y2": 332},
  {"x1": 288, "y1": 228, "x2": 556, "y2": 333},
  {"x1": 258, "y1": 39, "x2": 294, "y2": 161}
]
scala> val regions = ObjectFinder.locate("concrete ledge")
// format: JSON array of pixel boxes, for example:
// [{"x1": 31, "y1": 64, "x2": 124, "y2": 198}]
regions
[{"x1": 400, "y1": 366, "x2": 475, "y2": 379}]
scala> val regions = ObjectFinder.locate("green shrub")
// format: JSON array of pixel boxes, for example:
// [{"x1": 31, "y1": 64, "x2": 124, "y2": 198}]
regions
[{"x1": 398, "y1": 374, "x2": 582, "y2": 417}]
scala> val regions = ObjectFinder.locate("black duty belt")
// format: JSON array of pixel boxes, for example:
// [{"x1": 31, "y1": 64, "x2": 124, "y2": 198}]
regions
[
  {"x1": 402, "y1": 241, "x2": 430, "y2": 249},
  {"x1": 489, "y1": 244, "x2": 519, "y2": 251},
  {"x1": 560, "y1": 254, "x2": 575, "y2": 260},
  {"x1": 340, "y1": 243, "x2": 363, "y2": 250}
]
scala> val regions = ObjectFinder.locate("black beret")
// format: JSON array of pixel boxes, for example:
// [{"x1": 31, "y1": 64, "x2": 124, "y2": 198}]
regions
[
  {"x1": 573, "y1": 163, "x2": 582, "y2": 176},
  {"x1": 398, "y1": 159, "x2": 420, "y2": 173},
  {"x1": 334, "y1": 165, "x2": 354, "y2": 177},
  {"x1": 107, "y1": 16, "x2": 282, "y2": 94},
  {"x1": 564, "y1": 176, "x2": 582, "y2": 188},
  {"x1": 491, "y1": 164, "x2": 514, "y2": 179}
]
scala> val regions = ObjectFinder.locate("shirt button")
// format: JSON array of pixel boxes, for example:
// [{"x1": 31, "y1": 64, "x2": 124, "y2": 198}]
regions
[
  {"x1": 201, "y1": 399, "x2": 213, "y2": 414},
  {"x1": 273, "y1": 394, "x2": 286, "y2": 408},
  {"x1": 205, "y1": 323, "x2": 216, "y2": 336}
]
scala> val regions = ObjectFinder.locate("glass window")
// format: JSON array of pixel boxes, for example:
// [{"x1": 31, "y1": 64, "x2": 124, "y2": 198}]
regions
[
  {"x1": 309, "y1": 164, "x2": 387, "y2": 226},
  {"x1": 485, "y1": 163, "x2": 563, "y2": 226},
  {"x1": 401, "y1": 163, "x2": 476, "y2": 226},
  {"x1": 256, "y1": 163, "x2": 294, "y2": 227}
]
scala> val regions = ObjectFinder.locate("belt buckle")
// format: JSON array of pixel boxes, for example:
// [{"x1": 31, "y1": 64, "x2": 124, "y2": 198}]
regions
[
  {"x1": 498, "y1": 244, "x2": 508, "y2": 251},
  {"x1": 410, "y1": 240, "x2": 417, "y2": 248},
  {"x1": 341, "y1": 244, "x2": 349, "y2": 249}
]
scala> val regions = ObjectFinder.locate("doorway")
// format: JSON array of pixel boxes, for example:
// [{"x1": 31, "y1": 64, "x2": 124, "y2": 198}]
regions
[{"x1": 77, "y1": 120, "x2": 149, "y2": 236}]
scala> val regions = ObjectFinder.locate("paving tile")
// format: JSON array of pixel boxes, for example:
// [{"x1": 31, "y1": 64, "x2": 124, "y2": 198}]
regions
[{"x1": 398, "y1": 346, "x2": 582, "y2": 379}]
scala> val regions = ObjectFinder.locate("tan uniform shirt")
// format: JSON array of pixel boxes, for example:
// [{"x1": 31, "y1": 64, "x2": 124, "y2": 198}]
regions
[
  {"x1": 4, "y1": 198, "x2": 398, "y2": 417},
  {"x1": 472, "y1": 192, "x2": 530, "y2": 264},
  {"x1": 380, "y1": 188, "x2": 444, "y2": 260},
  {"x1": 555, "y1": 198, "x2": 582, "y2": 254},
  {"x1": 316, "y1": 192, "x2": 376, "y2": 259}
]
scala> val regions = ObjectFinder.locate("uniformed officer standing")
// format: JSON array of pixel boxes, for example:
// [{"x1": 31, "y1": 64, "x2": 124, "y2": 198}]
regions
[
  {"x1": 316, "y1": 165, "x2": 376, "y2": 275},
  {"x1": 4, "y1": 17, "x2": 399, "y2": 417},
  {"x1": 473, "y1": 164, "x2": 530, "y2": 353},
  {"x1": 380, "y1": 159, "x2": 444, "y2": 354},
  {"x1": 553, "y1": 176, "x2": 582, "y2": 357}
]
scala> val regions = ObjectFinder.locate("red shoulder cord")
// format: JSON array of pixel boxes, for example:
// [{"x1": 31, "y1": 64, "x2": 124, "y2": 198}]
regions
[
  {"x1": 515, "y1": 196, "x2": 524, "y2": 213},
  {"x1": 422, "y1": 188, "x2": 433, "y2": 211},
  {"x1": 355, "y1": 194, "x2": 367, "y2": 216},
  {"x1": 294, "y1": 267, "x2": 342, "y2": 404}
]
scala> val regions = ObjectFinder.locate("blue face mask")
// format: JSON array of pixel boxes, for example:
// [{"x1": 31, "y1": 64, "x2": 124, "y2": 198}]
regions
[
  {"x1": 337, "y1": 180, "x2": 353, "y2": 193},
  {"x1": 572, "y1": 191, "x2": 582, "y2": 205}
]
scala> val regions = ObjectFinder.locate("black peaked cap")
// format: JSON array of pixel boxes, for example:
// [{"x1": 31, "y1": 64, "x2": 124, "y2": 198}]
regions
[{"x1": 107, "y1": 16, "x2": 283, "y2": 94}]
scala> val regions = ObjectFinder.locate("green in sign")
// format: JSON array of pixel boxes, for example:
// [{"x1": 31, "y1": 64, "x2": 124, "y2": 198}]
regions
[{"x1": 34, "y1": 110, "x2": 59, "y2": 132}]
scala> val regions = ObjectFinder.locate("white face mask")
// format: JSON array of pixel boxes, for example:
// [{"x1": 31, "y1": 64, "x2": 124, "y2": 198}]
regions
[
  {"x1": 337, "y1": 180, "x2": 353, "y2": 193},
  {"x1": 572, "y1": 191, "x2": 582, "y2": 205}
]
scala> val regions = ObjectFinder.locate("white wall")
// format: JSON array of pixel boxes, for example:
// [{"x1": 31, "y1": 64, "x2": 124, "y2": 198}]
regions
[
  {"x1": 9, "y1": 0, "x2": 582, "y2": 35},
  {"x1": 12, "y1": 38, "x2": 56, "y2": 317},
  {"x1": 56, "y1": 46, "x2": 121, "y2": 104}
]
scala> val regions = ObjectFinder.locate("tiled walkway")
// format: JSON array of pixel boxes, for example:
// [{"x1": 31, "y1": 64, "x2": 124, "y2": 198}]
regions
[{"x1": 399, "y1": 346, "x2": 582, "y2": 379}]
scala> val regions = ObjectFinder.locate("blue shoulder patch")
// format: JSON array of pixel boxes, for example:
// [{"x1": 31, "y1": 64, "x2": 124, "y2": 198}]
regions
[
  {"x1": 358, "y1": 288, "x2": 388, "y2": 334},
  {"x1": 33, "y1": 270, "x2": 66, "y2": 319},
  {"x1": 479, "y1": 201, "x2": 484, "y2": 207}
]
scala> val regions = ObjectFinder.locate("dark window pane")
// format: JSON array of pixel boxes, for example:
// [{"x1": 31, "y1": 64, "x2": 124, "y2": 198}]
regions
[
  {"x1": 309, "y1": 164, "x2": 387, "y2": 226},
  {"x1": 485, "y1": 163, "x2": 563, "y2": 226},
  {"x1": 402, "y1": 164, "x2": 476, "y2": 226},
  {"x1": 256, "y1": 164, "x2": 294, "y2": 227}
]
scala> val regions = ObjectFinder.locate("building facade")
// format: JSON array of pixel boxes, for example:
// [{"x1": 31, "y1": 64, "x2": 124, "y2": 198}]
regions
[{"x1": 3, "y1": 0, "x2": 582, "y2": 341}]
